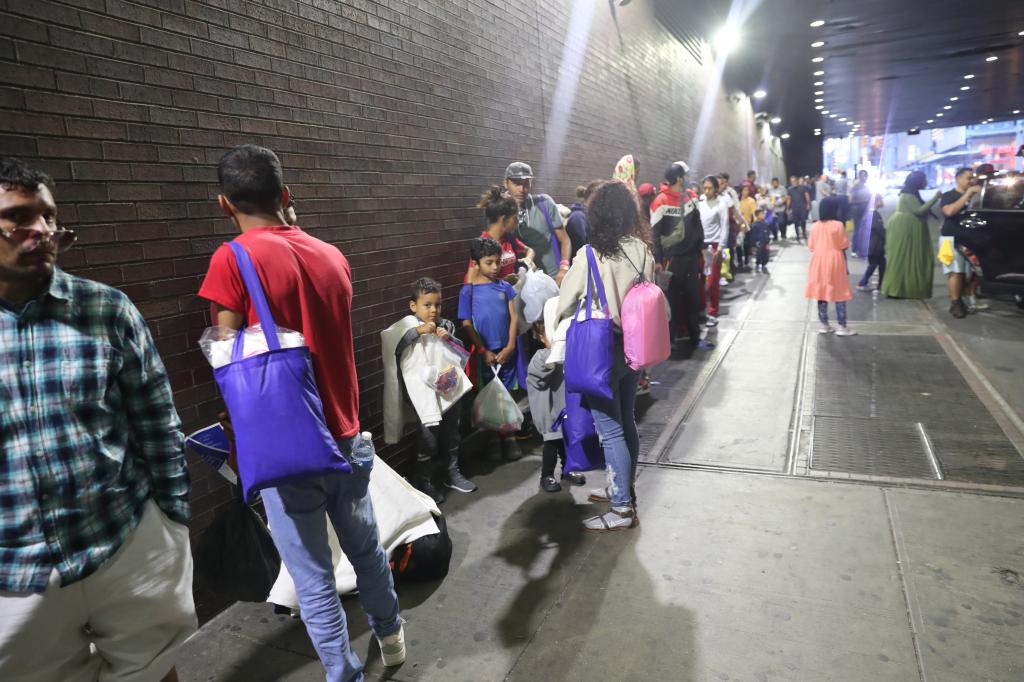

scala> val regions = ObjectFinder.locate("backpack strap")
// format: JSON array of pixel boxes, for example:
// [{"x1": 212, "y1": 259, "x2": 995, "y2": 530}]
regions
[{"x1": 533, "y1": 194, "x2": 562, "y2": 264}]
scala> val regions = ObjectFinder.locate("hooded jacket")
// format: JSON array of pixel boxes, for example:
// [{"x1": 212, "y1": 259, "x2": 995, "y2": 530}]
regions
[{"x1": 650, "y1": 183, "x2": 703, "y2": 267}]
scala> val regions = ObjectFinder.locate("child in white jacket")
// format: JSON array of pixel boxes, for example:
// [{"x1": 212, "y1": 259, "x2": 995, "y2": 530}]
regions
[{"x1": 385, "y1": 278, "x2": 476, "y2": 504}]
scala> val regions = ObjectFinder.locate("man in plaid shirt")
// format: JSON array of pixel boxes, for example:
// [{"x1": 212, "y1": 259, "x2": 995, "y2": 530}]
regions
[{"x1": 0, "y1": 158, "x2": 196, "y2": 682}]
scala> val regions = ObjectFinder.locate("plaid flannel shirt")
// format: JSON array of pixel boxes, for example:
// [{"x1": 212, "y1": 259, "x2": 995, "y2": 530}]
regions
[{"x1": 0, "y1": 268, "x2": 190, "y2": 593}]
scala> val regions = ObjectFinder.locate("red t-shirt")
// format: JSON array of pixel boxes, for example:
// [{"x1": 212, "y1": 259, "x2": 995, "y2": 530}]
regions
[
  {"x1": 198, "y1": 225, "x2": 359, "y2": 440},
  {"x1": 465, "y1": 230, "x2": 527, "y2": 280}
]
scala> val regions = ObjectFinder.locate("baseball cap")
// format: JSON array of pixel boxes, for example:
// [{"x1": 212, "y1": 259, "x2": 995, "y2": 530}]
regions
[
  {"x1": 672, "y1": 161, "x2": 690, "y2": 174},
  {"x1": 637, "y1": 182, "x2": 657, "y2": 197},
  {"x1": 505, "y1": 162, "x2": 534, "y2": 180}
]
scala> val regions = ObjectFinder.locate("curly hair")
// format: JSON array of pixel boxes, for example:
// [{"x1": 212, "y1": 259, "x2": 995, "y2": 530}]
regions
[
  {"x1": 0, "y1": 157, "x2": 53, "y2": 194},
  {"x1": 409, "y1": 277, "x2": 442, "y2": 302},
  {"x1": 584, "y1": 180, "x2": 648, "y2": 258},
  {"x1": 469, "y1": 236, "x2": 501, "y2": 263},
  {"x1": 477, "y1": 185, "x2": 518, "y2": 223}
]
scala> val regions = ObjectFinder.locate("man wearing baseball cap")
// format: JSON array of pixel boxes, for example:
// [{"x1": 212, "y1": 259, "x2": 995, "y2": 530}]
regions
[{"x1": 503, "y1": 162, "x2": 572, "y2": 284}]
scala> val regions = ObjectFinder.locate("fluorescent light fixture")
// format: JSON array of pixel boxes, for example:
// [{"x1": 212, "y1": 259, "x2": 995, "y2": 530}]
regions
[
  {"x1": 753, "y1": 89, "x2": 767, "y2": 98},
  {"x1": 770, "y1": 116, "x2": 782, "y2": 124},
  {"x1": 936, "y1": 113, "x2": 944, "y2": 117},
  {"x1": 810, "y1": 20, "x2": 825, "y2": 27},
  {"x1": 713, "y1": 27, "x2": 740, "y2": 55},
  {"x1": 821, "y1": 110, "x2": 830, "y2": 114},
  {"x1": 943, "y1": 105, "x2": 952, "y2": 110},
  {"x1": 961, "y1": 86, "x2": 970, "y2": 91},
  {"x1": 986, "y1": 55, "x2": 998, "y2": 62},
  {"x1": 811, "y1": 57, "x2": 824, "y2": 63},
  {"x1": 964, "y1": 74, "x2": 974, "y2": 79},
  {"x1": 811, "y1": 41, "x2": 825, "y2": 48},
  {"x1": 829, "y1": 114, "x2": 837, "y2": 118},
  {"x1": 1018, "y1": 30, "x2": 1023, "y2": 36},
  {"x1": 813, "y1": 70, "x2": 825, "y2": 76},
  {"x1": 814, "y1": 98, "x2": 824, "y2": 103},
  {"x1": 838, "y1": 117, "x2": 846, "y2": 121},
  {"x1": 949, "y1": 97, "x2": 959, "y2": 101},
  {"x1": 1014, "y1": 109, "x2": 1021, "y2": 114},
  {"x1": 814, "y1": 131, "x2": 821, "y2": 136},
  {"x1": 781, "y1": 133, "x2": 791, "y2": 139},
  {"x1": 814, "y1": 81, "x2": 824, "y2": 86},
  {"x1": 926, "y1": 119, "x2": 934, "y2": 123},
  {"x1": 815, "y1": 105, "x2": 824, "y2": 109},
  {"x1": 814, "y1": 90, "x2": 824, "y2": 95}
]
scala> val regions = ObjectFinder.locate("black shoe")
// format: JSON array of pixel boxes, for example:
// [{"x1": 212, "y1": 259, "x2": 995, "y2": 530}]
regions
[
  {"x1": 540, "y1": 475, "x2": 562, "y2": 493},
  {"x1": 561, "y1": 471, "x2": 586, "y2": 486},
  {"x1": 413, "y1": 477, "x2": 445, "y2": 505},
  {"x1": 949, "y1": 299, "x2": 967, "y2": 319}
]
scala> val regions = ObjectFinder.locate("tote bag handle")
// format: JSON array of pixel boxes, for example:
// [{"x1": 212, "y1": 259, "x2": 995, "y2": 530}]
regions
[
  {"x1": 228, "y1": 241, "x2": 282, "y2": 362},
  {"x1": 582, "y1": 245, "x2": 610, "y2": 320}
]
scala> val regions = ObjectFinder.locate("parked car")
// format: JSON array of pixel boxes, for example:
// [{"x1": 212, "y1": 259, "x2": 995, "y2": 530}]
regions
[{"x1": 956, "y1": 172, "x2": 1024, "y2": 309}]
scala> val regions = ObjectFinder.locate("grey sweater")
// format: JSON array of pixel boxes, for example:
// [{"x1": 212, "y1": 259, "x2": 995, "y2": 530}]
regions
[{"x1": 526, "y1": 348, "x2": 565, "y2": 442}]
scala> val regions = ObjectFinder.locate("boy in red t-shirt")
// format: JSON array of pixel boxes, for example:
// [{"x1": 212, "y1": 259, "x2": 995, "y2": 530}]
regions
[
  {"x1": 198, "y1": 145, "x2": 405, "y2": 679},
  {"x1": 465, "y1": 186, "x2": 534, "y2": 284}
]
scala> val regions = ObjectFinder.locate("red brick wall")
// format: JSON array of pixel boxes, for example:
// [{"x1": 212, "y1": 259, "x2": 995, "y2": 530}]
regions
[{"x1": 0, "y1": 0, "x2": 783, "y2": 619}]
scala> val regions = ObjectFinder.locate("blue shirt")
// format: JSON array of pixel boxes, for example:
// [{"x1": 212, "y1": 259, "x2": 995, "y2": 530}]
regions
[
  {"x1": 0, "y1": 269, "x2": 189, "y2": 592},
  {"x1": 457, "y1": 280, "x2": 516, "y2": 350}
]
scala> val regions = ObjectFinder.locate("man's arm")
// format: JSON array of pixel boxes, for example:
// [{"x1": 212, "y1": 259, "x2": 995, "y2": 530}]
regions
[
  {"x1": 555, "y1": 227, "x2": 571, "y2": 284},
  {"x1": 941, "y1": 188, "x2": 979, "y2": 217},
  {"x1": 117, "y1": 298, "x2": 191, "y2": 524}
]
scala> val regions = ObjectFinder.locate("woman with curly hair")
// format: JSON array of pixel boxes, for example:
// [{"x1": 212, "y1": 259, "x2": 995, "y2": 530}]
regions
[{"x1": 556, "y1": 180, "x2": 654, "y2": 532}]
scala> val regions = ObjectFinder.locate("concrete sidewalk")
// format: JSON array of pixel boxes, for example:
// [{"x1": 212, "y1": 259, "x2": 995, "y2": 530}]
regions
[{"x1": 177, "y1": 240, "x2": 1024, "y2": 682}]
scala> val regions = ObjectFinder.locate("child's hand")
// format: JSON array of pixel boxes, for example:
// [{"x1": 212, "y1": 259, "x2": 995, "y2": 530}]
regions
[
  {"x1": 494, "y1": 348, "x2": 513, "y2": 365},
  {"x1": 484, "y1": 350, "x2": 498, "y2": 365},
  {"x1": 436, "y1": 327, "x2": 450, "y2": 340},
  {"x1": 416, "y1": 322, "x2": 437, "y2": 336}
]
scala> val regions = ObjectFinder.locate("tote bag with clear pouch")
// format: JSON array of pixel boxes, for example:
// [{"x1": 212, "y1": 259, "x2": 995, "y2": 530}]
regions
[{"x1": 214, "y1": 242, "x2": 350, "y2": 502}]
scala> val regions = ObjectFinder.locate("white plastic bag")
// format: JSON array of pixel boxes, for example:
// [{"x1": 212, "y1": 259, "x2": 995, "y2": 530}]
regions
[
  {"x1": 471, "y1": 365, "x2": 524, "y2": 434},
  {"x1": 199, "y1": 324, "x2": 306, "y2": 369}
]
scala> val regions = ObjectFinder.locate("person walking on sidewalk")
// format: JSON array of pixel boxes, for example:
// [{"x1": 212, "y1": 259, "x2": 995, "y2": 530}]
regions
[
  {"x1": 849, "y1": 170, "x2": 872, "y2": 256},
  {"x1": 857, "y1": 195, "x2": 887, "y2": 291},
  {"x1": 879, "y1": 170, "x2": 942, "y2": 300},
  {"x1": 199, "y1": 145, "x2": 404, "y2": 682},
  {"x1": 556, "y1": 180, "x2": 654, "y2": 532},
  {"x1": 698, "y1": 175, "x2": 732, "y2": 327},
  {"x1": 807, "y1": 196, "x2": 856, "y2": 336},
  {"x1": 0, "y1": 157, "x2": 196, "y2": 682},
  {"x1": 769, "y1": 177, "x2": 788, "y2": 240},
  {"x1": 787, "y1": 175, "x2": 811, "y2": 243}
]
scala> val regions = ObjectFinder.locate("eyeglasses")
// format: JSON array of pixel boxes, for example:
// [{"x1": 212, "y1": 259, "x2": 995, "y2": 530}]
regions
[{"x1": 0, "y1": 225, "x2": 78, "y2": 253}]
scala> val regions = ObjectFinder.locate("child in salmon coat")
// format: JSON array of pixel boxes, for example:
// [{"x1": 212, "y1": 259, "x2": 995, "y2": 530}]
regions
[{"x1": 806, "y1": 196, "x2": 857, "y2": 336}]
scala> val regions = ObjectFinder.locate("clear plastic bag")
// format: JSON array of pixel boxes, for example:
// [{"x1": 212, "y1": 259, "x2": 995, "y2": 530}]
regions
[
  {"x1": 471, "y1": 365, "x2": 524, "y2": 434},
  {"x1": 199, "y1": 324, "x2": 306, "y2": 369}
]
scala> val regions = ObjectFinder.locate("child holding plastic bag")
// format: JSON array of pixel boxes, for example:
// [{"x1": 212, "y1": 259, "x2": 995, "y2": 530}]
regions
[
  {"x1": 524, "y1": 288, "x2": 587, "y2": 493},
  {"x1": 459, "y1": 237, "x2": 521, "y2": 460},
  {"x1": 382, "y1": 278, "x2": 476, "y2": 504}
]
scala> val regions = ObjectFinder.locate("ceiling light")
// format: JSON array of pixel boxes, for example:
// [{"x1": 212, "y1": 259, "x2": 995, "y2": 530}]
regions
[
  {"x1": 1018, "y1": 30, "x2": 1023, "y2": 36},
  {"x1": 810, "y1": 20, "x2": 825, "y2": 28},
  {"x1": 813, "y1": 71, "x2": 825, "y2": 77},
  {"x1": 814, "y1": 90, "x2": 824, "y2": 95},
  {"x1": 943, "y1": 105, "x2": 952, "y2": 110},
  {"x1": 986, "y1": 56, "x2": 998, "y2": 62},
  {"x1": 814, "y1": 131, "x2": 821, "y2": 136},
  {"x1": 949, "y1": 97, "x2": 959, "y2": 101},
  {"x1": 926, "y1": 119, "x2": 934, "y2": 123},
  {"x1": 770, "y1": 116, "x2": 782, "y2": 124},
  {"x1": 838, "y1": 117, "x2": 846, "y2": 121},
  {"x1": 811, "y1": 57, "x2": 824, "y2": 63},
  {"x1": 961, "y1": 86, "x2": 970, "y2": 91},
  {"x1": 753, "y1": 89, "x2": 767, "y2": 99},
  {"x1": 1014, "y1": 109, "x2": 1021, "y2": 114},
  {"x1": 781, "y1": 133, "x2": 791, "y2": 140},
  {"x1": 936, "y1": 113, "x2": 944, "y2": 117},
  {"x1": 829, "y1": 114, "x2": 837, "y2": 118},
  {"x1": 814, "y1": 81, "x2": 824, "y2": 86},
  {"x1": 811, "y1": 41, "x2": 825, "y2": 48},
  {"x1": 815, "y1": 105, "x2": 824, "y2": 109},
  {"x1": 847, "y1": 121, "x2": 855, "y2": 125},
  {"x1": 713, "y1": 27, "x2": 740, "y2": 55},
  {"x1": 814, "y1": 98, "x2": 824, "y2": 103},
  {"x1": 964, "y1": 74, "x2": 974, "y2": 79},
  {"x1": 822, "y1": 109, "x2": 830, "y2": 114}
]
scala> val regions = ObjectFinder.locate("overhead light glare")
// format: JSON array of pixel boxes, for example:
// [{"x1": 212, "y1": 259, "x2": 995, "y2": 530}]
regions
[
  {"x1": 811, "y1": 57, "x2": 824, "y2": 63},
  {"x1": 781, "y1": 133, "x2": 791, "y2": 140},
  {"x1": 810, "y1": 20, "x2": 825, "y2": 27},
  {"x1": 814, "y1": 98, "x2": 824, "y2": 103},
  {"x1": 936, "y1": 113, "x2": 944, "y2": 117},
  {"x1": 943, "y1": 105, "x2": 952, "y2": 110},
  {"x1": 964, "y1": 74, "x2": 974, "y2": 79},
  {"x1": 926, "y1": 119, "x2": 934, "y2": 123},
  {"x1": 713, "y1": 27, "x2": 741, "y2": 55},
  {"x1": 838, "y1": 117, "x2": 846, "y2": 121},
  {"x1": 1014, "y1": 109, "x2": 1021, "y2": 114},
  {"x1": 770, "y1": 116, "x2": 782, "y2": 124},
  {"x1": 753, "y1": 89, "x2": 767, "y2": 99},
  {"x1": 949, "y1": 97, "x2": 959, "y2": 101},
  {"x1": 821, "y1": 110, "x2": 830, "y2": 114},
  {"x1": 814, "y1": 131, "x2": 821, "y2": 136},
  {"x1": 811, "y1": 41, "x2": 825, "y2": 48},
  {"x1": 814, "y1": 81, "x2": 824, "y2": 86},
  {"x1": 829, "y1": 114, "x2": 837, "y2": 118},
  {"x1": 986, "y1": 55, "x2": 998, "y2": 62},
  {"x1": 813, "y1": 70, "x2": 825, "y2": 76},
  {"x1": 815, "y1": 105, "x2": 823, "y2": 109},
  {"x1": 961, "y1": 86, "x2": 970, "y2": 91},
  {"x1": 814, "y1": 90, "x2": 824, "y2": 95}
]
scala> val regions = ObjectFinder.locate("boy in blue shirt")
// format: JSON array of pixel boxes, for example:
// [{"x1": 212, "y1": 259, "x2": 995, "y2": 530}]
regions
[
  {"x1": 749, "y1": 207, "x2": 772, "y2": 274},
  {"x1": 458, "y1": 237, "x2": 520, "y2": 460}
]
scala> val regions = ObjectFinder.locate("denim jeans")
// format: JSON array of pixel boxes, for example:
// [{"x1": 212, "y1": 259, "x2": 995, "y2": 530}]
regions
[
  {"x1": 817, "y1": 300, "x2": 847, "y2": 327},
  {"x1": 587, "y1": 344, "x2": 642, "y2": 508},
  {"x1": 261, "y1": 435, "x2": 401, "y2": 682}
]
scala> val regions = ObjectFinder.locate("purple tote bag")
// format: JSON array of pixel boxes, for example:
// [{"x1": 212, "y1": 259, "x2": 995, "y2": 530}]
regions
[
  {"x1": 564, "y1": 245, "x2": 615, "y2": 401},
  {"x1": 214, "y1": 242, "x2": 350, "y2": 502},
  {"x1": 558, "y1": 392, "x2": 605, "y2": 473}
]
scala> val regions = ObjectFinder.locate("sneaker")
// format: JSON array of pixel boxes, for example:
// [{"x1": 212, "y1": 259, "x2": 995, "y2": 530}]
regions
[
  {"x1": 818, "y1": 324, "x2": 835, "y2": 334},
  {"x1": 949, "y1": 299, "x2": 967, "y2": 319},
  {"x1": 377, "y1": 625, "x2": 406, "y2": 667},
  {"x1": 636, "y1": 376, "x2": 651, "y2": 396},
  {"x1": 445, "y1": 469, "x2": 477, "y2": 493},
  {"x1": 587, "y1": 486, "x2": 611, "y2": 503},
  {"x1": 696, "y1": 339, "x2": 716, "y2": 350},
  {"x1": 856, "y1": 284, "x2": 870, "y2": 292},
  {"x1": 413, "y1": 477, "x2": 446, "y2": 505},
  {"x1": 705, "y1": 315, "x2": 718, "y2": 327},
  {"x1": 540, "y1": 475, "x2": 562, "y2": 493},
  {"x1": 835, "y1": 326, "x2": 857, "y2": 337},
  {"x1": 965, "y1": 295, "x2": 989, "y2": 312},
  {"x1": 583, "y1": 506, "x2": 638, "y2": 533},
  {"x1": 501, "y1": 437, "x2": 523, "y2": 461},
  {"x1": 561, "y1": 471, "x2": 586, "y2": 486}
]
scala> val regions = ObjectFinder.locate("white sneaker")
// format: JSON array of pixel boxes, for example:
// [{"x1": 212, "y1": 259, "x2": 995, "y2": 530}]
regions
[
  {"x1": 835, "y1": 326, "x2": 857, "y2": 337},
  {"x1": 818, "y1": 324, "x2": 834, "y2": 334},
  {"x1": 377, "y1": 625, "x2": 406, "y2": 667},
  {"x1": 705, "y1": 315, "x2": 718, "y2": 327}
]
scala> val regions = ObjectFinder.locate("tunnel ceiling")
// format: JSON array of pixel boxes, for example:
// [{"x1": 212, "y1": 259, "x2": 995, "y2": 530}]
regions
[{"x1": 699, "y1": 0, "x2": 1024, "y2": 139}]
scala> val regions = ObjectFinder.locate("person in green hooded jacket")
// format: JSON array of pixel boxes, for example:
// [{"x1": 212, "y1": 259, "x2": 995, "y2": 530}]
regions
[{"x1": 879, "y1": 171, "x2": 941, "y2": 299}]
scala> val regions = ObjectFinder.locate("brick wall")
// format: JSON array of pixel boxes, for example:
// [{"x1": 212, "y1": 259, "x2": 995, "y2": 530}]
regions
[{"x1": 0, "y1": 0, "x2": 784, "y2": 620}]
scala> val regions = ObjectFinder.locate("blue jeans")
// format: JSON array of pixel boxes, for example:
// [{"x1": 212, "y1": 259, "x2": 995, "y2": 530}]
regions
[
  {"x1": 261, "y1": 436, "x2": 401, "y2": 682},
  {"x1": 817, "y1": 300, "x2": 847, "y2": 327},
  {"x1": 587, "y1": 347, "x2": 642, "y2": 508}
]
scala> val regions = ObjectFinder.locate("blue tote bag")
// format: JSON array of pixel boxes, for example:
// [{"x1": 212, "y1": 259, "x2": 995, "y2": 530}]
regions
[
  {"x1": 564, "y1": 245, "x2": 615, "y2": 401},
  {"x1": 214, "y1": 242, "x2": 350, "y2": 502},
  {"x1": 552, "y1": 391, "x2": 605, "y2": 473}
]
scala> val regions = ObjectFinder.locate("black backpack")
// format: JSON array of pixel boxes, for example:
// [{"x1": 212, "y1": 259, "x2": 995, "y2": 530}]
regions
[{"x1": 389, "y1": 514, "x2": 453, "y2": 584}]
